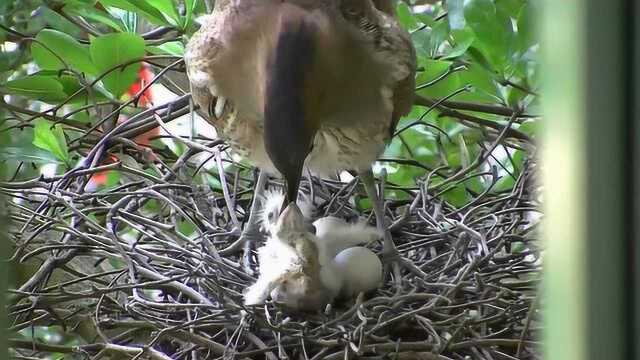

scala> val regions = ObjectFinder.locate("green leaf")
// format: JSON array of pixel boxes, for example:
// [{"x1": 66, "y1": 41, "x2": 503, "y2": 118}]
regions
[
  {"x1": 518, "y1": 119, "x2": 539, "y2": 137},
  {"x1": 32, "y1": 119, "x2": 69, "y2": 163},
  {"x1": 442, "y1": 185, "x2": 471, "y2": 208},
  {"x1": 103, "y1": 7, "x2": 139, "y2": 32},
  {"x1": 3, "y1": 76, "x2": 66, "y2": 102},
  {"x1": 467, "y1": 176, "x2": 487, "y2": 195},
  {"x1": 415, "y1": 59, "x2": 462, "y2": 99},
  {"x1": 166, "y1": 138, "x2": 188, "y2": 156},
  {"x1": 411, "y1": 30, "x2": 431, "y2": 58},
  {"x1": 0, "y1": 49, "x2": 23, "y2": 72},
  {"x1": 147, "y1": 41, "x2": 185, "y2": 56},
  {"x1": 146, "y1": 0, "x2": 180, "y2": 26},
  {"x1": 493, "y1": 175, "x2": 516, "y2": 192},
  {"x1": 106, "y1": 170, "x2": 121, "y2": 187},
  {"x1": 415, "y1": 13, "x2": 435, "y2": 28},
  {"x1": 0, "y1": 147, "x2": 61, "y2": 164},
  {"x1": 443, "y1": 28, "x2": 475, "y2": 59},
  {"x1": 506, "y1": 84, "x2": 527, "y2": 107},
  {"x1": 516, "y1": 1, "x2": 538, "y2": 53},
  {"x1": 429, "y1": 20, "x2": 450, "y2": 56},
  {"x1": 205, "y1": 173, "x2": 222, "y2": 191},
  {"x1": 143, "y1": 199, "x2": 160, "y2": 214},
  {"x1": 178, "y1": 219, "x2": 197, "y2": 237},
  {"x1": 31, "y1": 29, "x2": 97, "y2": 75},
  {"x1": 184, "y1": 0, "x2": 198, "y2": 31},
  {"x1": 446, "y1": 0, "x2": 466, "y2": 30},
  {"x1": 396, "y1": 1, "x2": 420, "y2": 31},
  {"x1": 39, "y1": 7, "x2": 84, "y2": 38},
  {"x1": 356, "y1": 197, "x2": 372, "y2": 212},
  {"x1": 90, "y1": 33, "x2": 145, "y2": 97},
  {"x1": 457, "y1": 134, "x2": 470, "y2": 168},
  {"x1": 463, "y1": 0, "x2": 515, "y2": 71},
  {"x1": 100, "y1": 0, "x2": 171, "y2": 25},
  {"x1": 495, "y1": 0, "x2": 524, "y2": 18},
  {"x1": 455, "y1": 62, "x2": 500, "y2": 103},
  {"x1": 57, "y1": 75, "x2": 112, "y2": 103},
  {"x1": 65, "y1": 2, "x2": 125, "y2": 31}
]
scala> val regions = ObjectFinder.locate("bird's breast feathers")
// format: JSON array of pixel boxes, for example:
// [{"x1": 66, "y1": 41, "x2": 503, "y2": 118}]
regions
[{"x1": 185, "y1": 1, "x2": 415, "y2": 173}]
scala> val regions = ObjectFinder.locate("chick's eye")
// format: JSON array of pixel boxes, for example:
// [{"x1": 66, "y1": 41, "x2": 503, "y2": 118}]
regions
[{"x1": 268, "y1": 211, "x2": 275, "y2": 222}]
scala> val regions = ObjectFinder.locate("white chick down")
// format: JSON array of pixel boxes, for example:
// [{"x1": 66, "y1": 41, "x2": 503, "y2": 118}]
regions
[
  {"x1": 260, "y1": 189, "x2": 315, "y2": 233},
  {"x1": 245, "y1": 203, "x2": 329, "y2": 311},
  {"x1": 313, "y1": 217, "x2": 383, "y2": 300},
  {"x1": 332, "y1": 246, "x2": 382, "y2": 298},
  {"x1": 312, "y1": 216, "x2": 382, "y2": 266}
]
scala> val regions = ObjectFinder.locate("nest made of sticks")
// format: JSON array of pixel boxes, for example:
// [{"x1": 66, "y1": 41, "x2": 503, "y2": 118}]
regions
[{"x1": 5, "y1": 134, "x2": 542, "y2": 360}]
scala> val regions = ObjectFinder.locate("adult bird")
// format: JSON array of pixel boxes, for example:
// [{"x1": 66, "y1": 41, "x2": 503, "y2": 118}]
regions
[{"x1": 185, "y1": 0, "x2": 420, "y2": 276}]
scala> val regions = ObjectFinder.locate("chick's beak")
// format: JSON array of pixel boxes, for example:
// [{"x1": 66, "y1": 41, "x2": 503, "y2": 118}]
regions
[{"x1": 276, "y1": 202, "x2": 306, "y2": 232}]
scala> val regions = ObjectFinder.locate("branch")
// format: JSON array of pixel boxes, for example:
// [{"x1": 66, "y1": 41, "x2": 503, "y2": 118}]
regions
[
  {"x1": 414, "y1": 94, "x2": 537, "y2": 118},
  {"x1": 413, "y1": 94, "x2": 532, "y2": 142}
]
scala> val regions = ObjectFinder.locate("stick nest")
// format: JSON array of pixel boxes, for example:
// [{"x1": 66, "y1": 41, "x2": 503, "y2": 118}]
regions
[{"x1": 5, "y1": 116, "x2": 541, "y2": 359}]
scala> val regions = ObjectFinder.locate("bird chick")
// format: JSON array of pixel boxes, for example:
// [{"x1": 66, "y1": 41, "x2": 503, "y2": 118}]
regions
[
  {"x1": 312, "y1": 218, "x2": 383, "y2": 299},
  {"x1": 245, "y1": 203, "x2": 329, "y2": 311},
  {"x1": 260, "y1": 189, "x2": 315, "y2": 234},
  {"x1": 260, "y1": 190, "x2": 382, "y2": 264},
  {"x1": 313, "y1": 216, "x2": 383, "y2": 266}
]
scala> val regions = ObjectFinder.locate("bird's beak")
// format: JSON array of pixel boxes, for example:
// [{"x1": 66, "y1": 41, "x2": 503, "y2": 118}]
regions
[
  {"x1": 263, "y1": 6, "x2": 320, "y2": 204},
  {"x1": 276, "y1": 202, "x2": 306, "y2": 233}
]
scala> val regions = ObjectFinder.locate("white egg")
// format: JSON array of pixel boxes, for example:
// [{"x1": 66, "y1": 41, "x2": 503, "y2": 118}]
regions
[
  {"x1": 312, "y1": 217, "x2": 382, "y2": 266},
  {"x1": 332, "y1": 247, "x2": 382, "y2": 298}
]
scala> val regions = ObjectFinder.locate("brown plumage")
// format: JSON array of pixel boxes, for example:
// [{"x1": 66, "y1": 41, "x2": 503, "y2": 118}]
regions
[
  {"x1": 186, "y1": 0, "x2": 415, "y2": 197},
  {"x1": 185, "y1": 0, "x2": 420, "y2": 279}
]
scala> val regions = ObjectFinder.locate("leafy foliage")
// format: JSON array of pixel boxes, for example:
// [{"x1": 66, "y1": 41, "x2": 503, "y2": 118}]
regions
[
  {"x1": 32, "y1": 118, "x2": 69, "y2": 163},
  {"x1": 89, "y1": 32, "x2": 145, "y2": 96},
  {"x1": 1, "y1": 0, "x2": 540, "y2": 357},
  {"x1": 31, "y1": 29, "x2": 97, "y2": 74},
  {"x1": 381, "y1": 0, "x2": 539, "y2": 207}
]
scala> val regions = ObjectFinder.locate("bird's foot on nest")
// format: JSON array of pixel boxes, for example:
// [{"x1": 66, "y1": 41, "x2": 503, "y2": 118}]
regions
[
  {"x1": 232, "y1": 170, "x2": 269, "y2": 276},
  {"x1": 380, "y1": 229, "x2": 428, "y2": 292},
  {"x1": 237, "y1": 225, "x2": 264, "y2": 277}
]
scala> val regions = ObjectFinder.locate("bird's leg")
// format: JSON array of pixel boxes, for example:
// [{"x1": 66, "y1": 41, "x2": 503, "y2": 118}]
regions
[
  {"x1": 239, "y1": 170, "x2": 268, "y2": 275},
  {"x1": 359, "y1": 169, "x2": 427, "y2": 287}
]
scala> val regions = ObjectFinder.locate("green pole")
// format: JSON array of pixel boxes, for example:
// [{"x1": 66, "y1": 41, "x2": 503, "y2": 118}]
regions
[{"x1": 542, "y1": 0, "x2": 630, "y2": 359}]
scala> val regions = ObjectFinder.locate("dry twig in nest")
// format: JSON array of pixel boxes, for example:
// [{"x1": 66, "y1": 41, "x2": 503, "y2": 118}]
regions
[{"x1": 4, "y1": 93, "x2": 541, "y2": 360}]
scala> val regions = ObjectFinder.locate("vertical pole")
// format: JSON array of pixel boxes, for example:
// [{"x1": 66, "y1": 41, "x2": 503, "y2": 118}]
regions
[
  {"x1": 542, "y1": 0, "x2": 631, "y2": 359},
  {"x1": 540, "y1": 1, "x2": 587, "y2": 359},
  {"x1": 630, "y1": 2, "x2": 640, "y2": 359},
  {"x1": 583, "y1": 0, "x2": 626, "y2": 358}
]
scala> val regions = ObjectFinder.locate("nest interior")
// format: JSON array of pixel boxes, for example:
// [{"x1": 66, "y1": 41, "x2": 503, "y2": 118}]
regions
[{"x1": 5, "y1": 125, "x2": 542, "y2": 360}]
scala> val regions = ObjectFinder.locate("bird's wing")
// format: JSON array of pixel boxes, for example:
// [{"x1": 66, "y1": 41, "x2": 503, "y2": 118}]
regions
[
  {"x1": 340, "y1": 1, "x2": 417, "y2": 137},
  {"x1": 184, "y1": 10, "x2": 233, "y2": 122},
  {"x1": 384, "y1": 17, "x2": 417, "y2": 136},
  {"x1": 313, "y1": 217, "x2": 382, "y2": 264}
]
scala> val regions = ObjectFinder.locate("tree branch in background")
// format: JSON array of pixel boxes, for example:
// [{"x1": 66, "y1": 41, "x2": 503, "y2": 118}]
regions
[{"x1": 413, "y1": 94, "x2": 533, "y2": 142}]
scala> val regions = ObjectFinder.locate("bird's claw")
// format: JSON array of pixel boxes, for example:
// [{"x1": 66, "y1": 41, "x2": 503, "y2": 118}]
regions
[
  {"x1": 215, "y1": 96, "x2": 227, "y2": 119},
  {"x1": 381, "y1": 231, "x2": 428, "y2": 291},
  {"x1": 208, "y1": 95, "x2": 228, "y2": 120}
]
